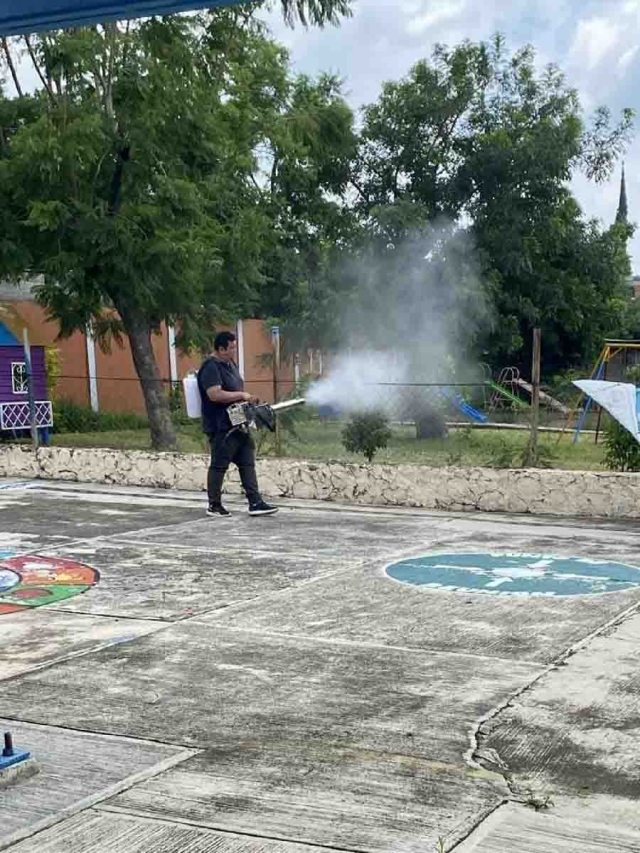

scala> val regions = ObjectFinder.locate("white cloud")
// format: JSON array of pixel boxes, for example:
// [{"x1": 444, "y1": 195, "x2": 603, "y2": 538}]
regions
[
  {"x1": 618, "y1": 45, "x2": 640, "y2": 72},
  {"x1": 570, "y1": 16, "x2": 622, "y2": 70},
  {"x1": 405, "y1": 0, "x2": 468, "y2": 36}
]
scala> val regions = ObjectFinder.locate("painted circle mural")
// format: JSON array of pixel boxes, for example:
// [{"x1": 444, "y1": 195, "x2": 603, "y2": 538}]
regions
[
  {"x1": 386, "y1": 552, "x2": 640, "y2": 597},
  {"x1": 0, "y1": 554, "x2": 99, "y2": 615}
]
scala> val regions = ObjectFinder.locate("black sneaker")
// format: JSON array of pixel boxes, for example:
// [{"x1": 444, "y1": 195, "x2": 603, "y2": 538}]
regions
[
  {"x1": 206, "y1": 503, "x2": 231, "y2": 517},
  {"x1": 248, "y1": 500, "x2": 278, "y2": 516}
]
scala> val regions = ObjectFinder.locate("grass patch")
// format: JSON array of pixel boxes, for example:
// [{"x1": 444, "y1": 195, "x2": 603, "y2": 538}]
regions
[{"x1": 48, "y1": 418, "x2": 607, "y2": 470}]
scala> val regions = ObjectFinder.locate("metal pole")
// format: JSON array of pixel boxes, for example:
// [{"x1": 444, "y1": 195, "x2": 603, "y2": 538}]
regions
[
  {"x1": 23, "y1": 329, "x2": 39, "y2": 450},
  {"x1": 271, "y1": 328, "x2": 282, "y2": 456},
  {"x1": 526, "y1": 328, "x2": 541, "y2": 465},
  {"x1": 594, "y1": 357, "x2": 607, "y2": 444}
]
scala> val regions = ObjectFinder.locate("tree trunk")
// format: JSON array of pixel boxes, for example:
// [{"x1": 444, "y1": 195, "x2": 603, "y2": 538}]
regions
[{"x1": 118, "y1": 304, "x2": 177, "y2": 451}]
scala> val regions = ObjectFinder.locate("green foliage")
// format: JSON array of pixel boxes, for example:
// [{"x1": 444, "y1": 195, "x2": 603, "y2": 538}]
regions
[
  {"x1": 52, "y1": 398, "x2": 148, "y2": 433},
  {"x1": 445, "y1": 426, "x2": 481, "y2": 465},
  {"x1": 603, "y1": 418, "x2": 640, "y2": 472},
  {"x1": 341, "y1": 412, "x2": 392, "y2": 462},
  {"x1": 0, "y1": 4, "x2": 353, "y2": 449},
  {"x1": 484, "y1": 433, "x2": 558, "y2": 468},
  {"x1": 521, "y1": 441, "x2": 557, "y2": 469},
  {"x1": 278, "y1": 36, "x2": 635, "y2": 373},
  {"x1": 44, "y1": 347, "x2": 62, "y2": 393},
  {"x1": 485, "y1": 437, "x2": 519, "y2": 468}
]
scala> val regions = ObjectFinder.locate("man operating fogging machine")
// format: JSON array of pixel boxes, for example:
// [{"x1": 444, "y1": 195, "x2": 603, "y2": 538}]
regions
[{"x1": 197, "y1": 331, "x2": 304, "y2": 517}]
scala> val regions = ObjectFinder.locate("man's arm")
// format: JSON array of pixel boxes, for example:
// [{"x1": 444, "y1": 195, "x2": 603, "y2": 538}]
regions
[{"x1": 206, "y1": 386, "x2": 252, "y2": 404}]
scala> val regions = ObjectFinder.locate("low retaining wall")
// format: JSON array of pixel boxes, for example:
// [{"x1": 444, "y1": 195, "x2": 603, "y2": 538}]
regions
[{"x1": 1, "y1": 444, "x2": 639, "y2": 519}]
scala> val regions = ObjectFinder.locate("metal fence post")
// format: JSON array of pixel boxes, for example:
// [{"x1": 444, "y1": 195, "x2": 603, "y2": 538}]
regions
[{"x1": 23, "y1": 329, "x2": 39, "y2": 450}]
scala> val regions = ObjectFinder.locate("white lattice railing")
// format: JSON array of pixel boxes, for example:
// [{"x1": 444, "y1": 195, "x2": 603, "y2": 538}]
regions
[{"x1": 0, "y1": 401, "x2": 53, "y2": 430}]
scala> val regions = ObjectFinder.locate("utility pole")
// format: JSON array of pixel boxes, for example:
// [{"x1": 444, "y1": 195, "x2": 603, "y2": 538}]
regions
[
  {"x1": 271, "y1": 326, "x2": 282, "y2": 455},
  {"x1": 23, "y1": 329, "x2": 39, "y2": 450},
  {"x1": 524, "y1": 328, "x2": 541, "y2": 466}
]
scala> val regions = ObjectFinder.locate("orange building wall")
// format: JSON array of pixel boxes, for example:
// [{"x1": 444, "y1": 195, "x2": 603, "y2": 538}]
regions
[
  {"x1": 94, "y1": 326, "x2": 172, "y2": 415},
  {"x1": 7, "y1": 300, "x2": 311, "y2": 416},
  {"x1": 13, "y1": 301, "x2": 90, "y2": 406},
  {"x1": 242, "y1": 319, "x2": 296, "y2": 403}
]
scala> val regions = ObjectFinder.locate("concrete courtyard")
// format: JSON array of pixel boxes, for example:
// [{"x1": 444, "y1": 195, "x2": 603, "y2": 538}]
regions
[{"x1": 0, "y1": 479, "x2": 639, "y2": 852}]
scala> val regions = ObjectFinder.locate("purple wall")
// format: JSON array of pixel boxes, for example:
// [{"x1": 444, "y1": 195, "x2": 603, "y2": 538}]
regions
[{"x1": 0, "y1": 346, "x2": 48, "y2": 403}]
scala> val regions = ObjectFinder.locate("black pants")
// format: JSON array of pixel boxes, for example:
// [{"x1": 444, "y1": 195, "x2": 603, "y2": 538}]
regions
[{"x1": 207, "y1": 430, "x2": 261, "y2": 506}]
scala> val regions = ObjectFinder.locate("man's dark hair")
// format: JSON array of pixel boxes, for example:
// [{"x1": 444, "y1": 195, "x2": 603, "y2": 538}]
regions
[{"x1": 214, "y1": 331, "x2": 237, "y2": 351}]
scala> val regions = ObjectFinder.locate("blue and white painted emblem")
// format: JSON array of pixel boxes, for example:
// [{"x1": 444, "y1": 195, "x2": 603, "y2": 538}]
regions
[{"x1": 386, "y1": 552, "x2": 640, "y2": 596}]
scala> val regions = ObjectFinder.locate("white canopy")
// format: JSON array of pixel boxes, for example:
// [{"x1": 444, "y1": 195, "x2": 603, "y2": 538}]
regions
[{"x1": 573, "y1": 380, "x2": 640, "y2": 443}]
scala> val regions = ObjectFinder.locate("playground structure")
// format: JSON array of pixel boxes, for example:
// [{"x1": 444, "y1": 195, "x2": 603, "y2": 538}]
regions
[{"x1": 566, "y1": 340, "x2": 640, "y2": 443}]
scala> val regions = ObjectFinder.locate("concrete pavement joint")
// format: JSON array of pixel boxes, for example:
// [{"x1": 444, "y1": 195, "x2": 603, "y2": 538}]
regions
[
  {"x1": 0, "y1": 713, "x2": 200, "y2": 753},
  {"x1": 95, "y1": 803, "x2": 383, "y2": 853},
  {"x1": 215, "y1": 624, "x2": 544, "y2": 667},
  {"x1": 466, "y1": 595, "x2": 640, "y2": 799},
  {"x1": 446, "y1": 798, "x2": 510, "y2": 852},
  {"x1": 0, "y1": 627, "x2": 169, "y2": 685},
  {"x1": 0, "y1": 746, "x2": 200, "y2": 853}
]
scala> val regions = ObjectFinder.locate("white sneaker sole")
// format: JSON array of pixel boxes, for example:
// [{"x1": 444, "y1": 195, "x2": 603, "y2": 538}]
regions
[{"x1": 248, "y1": 508, "x2": 278, "y2": 516}]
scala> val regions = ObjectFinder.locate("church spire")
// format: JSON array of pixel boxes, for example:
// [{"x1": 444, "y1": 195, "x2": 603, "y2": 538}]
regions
[{"x1": 616, "y1": 163, "x2": 629, "y2": 225}]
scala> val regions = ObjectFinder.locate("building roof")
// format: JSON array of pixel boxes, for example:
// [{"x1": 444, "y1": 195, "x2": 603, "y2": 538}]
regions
[
  {"x1": 0, "y1": 0, "x2": 243, "y2": 35},
  {"x1": 0, "y1": 303, "x2": 47, "y2": 347}
]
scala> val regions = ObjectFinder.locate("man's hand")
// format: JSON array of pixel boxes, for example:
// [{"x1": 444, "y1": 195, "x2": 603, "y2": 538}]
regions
[{"x1": 241, "y1": 392, "x2": 258, "y2": 403}]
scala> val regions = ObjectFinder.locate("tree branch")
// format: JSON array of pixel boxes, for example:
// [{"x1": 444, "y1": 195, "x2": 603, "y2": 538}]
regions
[
  {"x1": 1, "y1": 37, "x2": 23, "y2": 97},
  {"x1": 23, "y1": 35, "x2": 55, "y2": 103}
]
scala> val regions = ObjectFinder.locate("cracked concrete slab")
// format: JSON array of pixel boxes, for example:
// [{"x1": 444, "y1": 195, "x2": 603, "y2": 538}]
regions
[
  {"x1": 455, "y1": 799, "x2": 640, "y2": 852},
  {"x1": 200, "y1": 555, "x2": 640, "y2": 664},
  {"x1": 0, "y1": 492, "x2": 198, "y2": 548},
  {"x1": 0, "y1": 622, "x2": 541, "y2": 755},
  {"x1": 36, "y1": 540, "x2": 356, "y2": 621},
  {"x1": 103, "y1": 745, "x2": 503, "y2": 852},
  {"x1": 0, "y1": 622, "x2": 538, "y2": 851},
  {"x1": 113, "y1": 508, "x2": 457, "y2": 560},
  {"x1": 480, "y1": 611, "x2": 640, "y2": 801},
  {"x1": 0, "y1": 609, "x2": 166, "y2": 680},
  {"x1": 0, "y1": 719, "x2": 195, "y2": 850},
  {"x1": 6, "y1": 810, "x2": 333, "y2": 853},
  {"x1": 2, "y1": 483, "x2": 640, "y2": 853}
]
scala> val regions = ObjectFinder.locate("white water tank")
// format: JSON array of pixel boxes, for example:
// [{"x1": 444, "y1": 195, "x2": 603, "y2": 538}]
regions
[{"x1": 183, "y1": 373, "x2": 202, "y2": 419}]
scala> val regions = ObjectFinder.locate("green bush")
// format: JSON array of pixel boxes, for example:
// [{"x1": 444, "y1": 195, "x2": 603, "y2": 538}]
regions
[
  {"x1": 603, "y1": 418, "x2": 640, "y2": 472},
  {"x1": 168, "y1": 381, "x2": 191, "y2": 427},
  {"x1": 53, "y1": 398, "x2": 148, "y2": 434},
  {"x1": 341, "y1": 412, "x2": 392, "y2": 462}
]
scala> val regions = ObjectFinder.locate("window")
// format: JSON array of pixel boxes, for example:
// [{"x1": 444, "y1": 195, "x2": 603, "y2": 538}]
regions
[{"x1": 11, "y1": 363, "x2": 28, "y2": 395}]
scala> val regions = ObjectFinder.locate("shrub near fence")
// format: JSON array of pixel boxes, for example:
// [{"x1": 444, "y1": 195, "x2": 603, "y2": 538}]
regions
[{"x1": 52, "y1": 399, "x2": 149, "y2": 434}]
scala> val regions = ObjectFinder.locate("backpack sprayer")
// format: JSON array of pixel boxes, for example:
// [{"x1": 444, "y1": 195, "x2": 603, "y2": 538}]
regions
[{"x1": 183, "y1": 373, "x2": 305, "y2": 432}]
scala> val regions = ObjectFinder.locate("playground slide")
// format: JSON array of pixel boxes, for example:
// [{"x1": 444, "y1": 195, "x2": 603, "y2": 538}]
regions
[
  {"x1": 440, "y1": 389, "x2": 489, "y2": 423},
  {"x1": 514, "y1": 379, "x2": 569, "y2": 414},
  {"x1": 489, "y1": 381, "x2": 530, "y2": 410}
]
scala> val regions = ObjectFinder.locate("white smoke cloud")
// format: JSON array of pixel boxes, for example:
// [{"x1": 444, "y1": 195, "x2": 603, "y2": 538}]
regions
[{"x1": 306, "y1": 220, "x2": 492, "y2": 417}]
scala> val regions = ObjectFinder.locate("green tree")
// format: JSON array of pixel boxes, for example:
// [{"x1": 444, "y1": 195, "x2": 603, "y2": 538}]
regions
[
  {"x1": 256, "y1": 72, "x2": 358, "y2": 353},
  {"x1": 347, "y1": 36, "x2": 635, "y2": 377},
  {"x1": 0, "y1": 0, "x2": 351, "y2": 449},
  {"x1": 461, "y1": 39, "x2": 635, "y2": 373},
  {"x1": 354, "y1": 41, "x2": 493, "y2": 239}
]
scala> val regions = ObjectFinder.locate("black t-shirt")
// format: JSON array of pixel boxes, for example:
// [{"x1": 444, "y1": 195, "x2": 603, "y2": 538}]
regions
[{"x1": 198, "y1": 357, "x2": 244, "y2": 435}]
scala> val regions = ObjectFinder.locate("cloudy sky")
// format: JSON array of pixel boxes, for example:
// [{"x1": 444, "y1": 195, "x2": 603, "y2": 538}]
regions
[{"x1": 262, "y1": 0, "x2": 640, "y2": 270}]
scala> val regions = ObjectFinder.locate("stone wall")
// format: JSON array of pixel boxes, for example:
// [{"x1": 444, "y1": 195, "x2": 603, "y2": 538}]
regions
[{"x1": 1, "y1": 445, "x2": 639, "y2": 519}]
